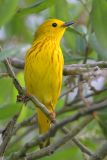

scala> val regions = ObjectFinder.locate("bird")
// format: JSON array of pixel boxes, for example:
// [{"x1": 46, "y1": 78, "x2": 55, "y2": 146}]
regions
[{"x1": 24, "y1": 19, "x2": 74, "y2": 148}]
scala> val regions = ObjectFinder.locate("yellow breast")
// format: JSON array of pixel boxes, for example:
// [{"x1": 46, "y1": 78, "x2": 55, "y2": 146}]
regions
[{"x1": 24, "y1": 39, "x2": 64, "y2": 109}]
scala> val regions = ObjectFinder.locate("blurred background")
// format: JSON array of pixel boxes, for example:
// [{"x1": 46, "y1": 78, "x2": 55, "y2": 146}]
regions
[{"x1": 1, "y1": 0, "x2": 107, "y2": 159}]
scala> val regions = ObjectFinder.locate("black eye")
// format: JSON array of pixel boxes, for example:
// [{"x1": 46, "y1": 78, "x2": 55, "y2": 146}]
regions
[{"x1": 52, "y1": 23, "x2": 57, "y2": 27}]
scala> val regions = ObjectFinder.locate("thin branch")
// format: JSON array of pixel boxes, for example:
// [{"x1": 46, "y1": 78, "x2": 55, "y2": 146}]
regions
[
  {"x1": 0, "y1": 114, "x2": 19, "y2": 157},
  {"x1": 7, "y1": 116, "x2": 93, "y2": 160},
  {"x1": 89, "y1": 141, "x2": 107, "y2": 160},
  {"x1": 9, "y1": 126, "x2": 36, "y2": 148},
  {"x1": 78, "y1": 82, "x2": 90, "y2": 108},
  {"x1": 58, "y1": 87, "x2": 107, "y2": 115},
  {"x1": 10, "y1": 58, "x2": 24, "y2": 69},
  {"x1": 10, "y1": 58, "x2": 107, "y2": 72},
  {"x1": 72, "y1": 138, "x2": 93, "y2": 156},
  {"x1": 13, "y1": 114, "x2": 36, "y2": 134},
  {"x1": 7, "y1": 96, "x2": 107, "y2": 159},
  {"x1": 60, "y1": 80, "x2": 86, "y2": 98},
  {"x1": 0, "y1": 72, "x2": 9, "y2": 78},
  {"x1": 55, "y1": 99, "x2": 107, "y2": 131},
  {"x1": 78, "y1": 0, "x2": 90, "y2": 13},
  {"x1": 61, "y1": 127, "x2": 93, "y2": 156}
]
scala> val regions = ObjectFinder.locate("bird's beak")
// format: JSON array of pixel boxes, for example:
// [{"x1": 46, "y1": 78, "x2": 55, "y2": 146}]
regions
[{"x1": 62, "y1": 21, "x2": 74, "y2": 27}]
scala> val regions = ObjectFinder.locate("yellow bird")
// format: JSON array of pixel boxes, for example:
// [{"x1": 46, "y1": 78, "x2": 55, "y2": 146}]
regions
[{"x1": 24, "y1": 19, "x2": 74, "y2": 148}]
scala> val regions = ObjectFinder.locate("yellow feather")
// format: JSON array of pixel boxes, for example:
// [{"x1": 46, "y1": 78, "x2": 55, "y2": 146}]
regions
[{"x1": 24, "y1": 19, "x2": 73, "y2": 148}]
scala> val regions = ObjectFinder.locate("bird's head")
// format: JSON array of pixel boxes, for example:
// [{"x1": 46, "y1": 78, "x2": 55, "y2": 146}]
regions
[{"x1": 35, "y1": 19, "x2": 74, "y2": 43}]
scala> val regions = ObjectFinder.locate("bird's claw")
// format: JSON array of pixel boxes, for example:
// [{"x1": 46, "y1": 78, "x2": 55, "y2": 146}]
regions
[
  {"x1": 50, "y1": 112, "x2": 56, "y2": 124},
  {"x1": 17, "y1": 94, "x2": 30, "y2": 104}
]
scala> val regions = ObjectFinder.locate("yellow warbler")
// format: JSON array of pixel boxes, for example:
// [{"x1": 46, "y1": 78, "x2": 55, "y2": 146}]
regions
[{"x1": 24, "y1": 19, "x2": 74, "y2": 148}]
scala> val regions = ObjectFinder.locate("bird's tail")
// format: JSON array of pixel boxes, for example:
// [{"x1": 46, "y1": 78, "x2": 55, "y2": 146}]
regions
[{"x1": 36, "y1": 108, "x2": 51, "y2": 148}]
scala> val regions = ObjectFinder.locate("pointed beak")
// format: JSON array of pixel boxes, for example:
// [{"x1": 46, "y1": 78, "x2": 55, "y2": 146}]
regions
[{"x1": 62, "y1": 21, "x2": 74, "y2": 27}]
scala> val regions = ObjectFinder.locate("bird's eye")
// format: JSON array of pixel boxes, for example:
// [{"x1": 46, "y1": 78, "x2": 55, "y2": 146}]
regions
[{"x1": 52, "y1": 23, "x2": 57, "y2": 27}]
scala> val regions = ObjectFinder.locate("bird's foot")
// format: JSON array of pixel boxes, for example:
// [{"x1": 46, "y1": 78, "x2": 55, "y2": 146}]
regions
[
  {"x1": 50, "y1": 111, "x2": 56, "y2": 124},
  {"x1": 17, "y1": 94, "x2": 30, "y2": 104}
]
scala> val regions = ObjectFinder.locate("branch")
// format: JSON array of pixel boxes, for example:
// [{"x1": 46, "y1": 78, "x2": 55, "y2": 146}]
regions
[
  {"x1": 13, "y1": 114, "x2": 36, "y2": 134},
  {"x1": 10, "y1": 58, "x2": 24, "y2": 69},
  {"x1": 72, "y1": 137, "x2": 93, "y2": 156},
  {"x1": 0, "y1": 114, "x2": 19, "y2": 157},
  {"x1": 7, "y1": 116, "x2": 93, "y2": 160},
  {"x1": 89, "y1": 141, "x2": 107, "y2": 160},
  {"x1": 0, "y1": 72, "x2": 9, "y2": 78},
  {"x1": 8, "y1": 96, "x2": 107, "y2": 159},
  {"x1": 61, "y1": 127, "x2": 93, "y2": 156},
  {"x1": 54, "y1": 99, "x2": 107, "y2": 132},
  {"x1": 10, "y1": 58, "x2": 107, "y2": 75}
]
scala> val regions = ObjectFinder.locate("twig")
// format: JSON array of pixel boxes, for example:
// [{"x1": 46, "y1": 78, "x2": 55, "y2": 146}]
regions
[
  {"x1": 7, "y1": 96, "x2": 107, "y2": 159},
  {"x1": 79, "y1": 0, "x2": 90, "y2": 13},
  {"x1": 58, "y1": 87, "x2": 107, "y2": 115},
  {"x1": 4, "y1": 58, "x2": 24, "y2": 95},
  {"x1": 78, "y1": 82, "x2": 90, "y2": 108},
  {"x1": 61, "y1": 127, "x2": 93, "y2": 156},
  {"x1": 9, "y1": 126, "x2": 36, "y2": 148},
  {"x1": 7, "y1": 116, "x2": 93, "y2": 160},
  {"x1": 0, "y1": 114, "x2": 19, "y2": 157},
  {"x1": 55, "y1": 99, "x2": 107, "y2": 130},
  {"x1": 10, "y1": 58, "x2": 107, "y2": 75},
  {"x1": 13, "y1": 114, "x2": 36, "y2": 134},
  {"x1": 72, "y1": 138, "x2": 93, "y2": 156},
  {"x1": 60, "y1": 80, "x2": 86, "y2": 98},
  {"x1": 89, "y1": 141, "x2": 107, "y2": 160},
  {"x1": 0, "y1": 72, "x2": 9, "y2": 78},
  {"x1": 5, "y1": 70, "x2": 107, "y2": 159},
  {"x1": 10, "y1": 58, "x2": 24, "y2": 69}
]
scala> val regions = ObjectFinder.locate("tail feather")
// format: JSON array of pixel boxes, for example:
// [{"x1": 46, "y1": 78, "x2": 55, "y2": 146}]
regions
[{"x1": 37, "y1": 108, "x2": 51, "y2": 148}]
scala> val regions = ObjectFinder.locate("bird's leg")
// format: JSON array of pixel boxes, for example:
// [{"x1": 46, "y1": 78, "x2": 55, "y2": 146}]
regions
[
  {"x1": 50, "y1": 112, "x2": 56, "y2": 124},
  {"x1": 49, "y1": 102, "x2": 56, "y2": 124}
]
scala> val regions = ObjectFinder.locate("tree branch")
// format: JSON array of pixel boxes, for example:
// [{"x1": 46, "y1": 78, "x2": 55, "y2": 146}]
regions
[
  {"x1": 7, "y1": 116, "x2": 93, "y2": 160},
  {"x1": 89, "y1": 141, "x2": 107, "y2": 160},
  {"x1": 0, "y1": 114, "x2": 19, "y2": 157}
]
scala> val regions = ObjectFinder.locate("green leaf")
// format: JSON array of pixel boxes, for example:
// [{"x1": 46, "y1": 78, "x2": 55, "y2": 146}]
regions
[
  {"x1": 91, "y1": 0, "x2": 107, "y2": 50},
  {"x1": 0, "y1": 46, "x2": 22, "y2": 61},
  {"x1": 17, "y1": 0, "x2": 55, "y2": 15},
  {"x1": 0, "y1": 78, "x2": 13, "y2": 103},
  {"x1": 89, "y1": 33, "x2": 107, "y2": 59},
  {"x1": 0, "y1": 0, "x2": 18, "y2": 26},
  {"x1": 67, "y1": 27, "x2": 83, "y2": 36},
  {"x1": 0, "y1": 103, "x2": 22, "y2": 120},
  {"x1": 96, "y1": 109, "x2": 107, "y2": 138}
]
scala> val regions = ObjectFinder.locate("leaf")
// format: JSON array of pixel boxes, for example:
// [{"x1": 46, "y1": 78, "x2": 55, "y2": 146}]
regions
[
  {"x1": 0, "y1": 0, "x2": 18, "y2": 26},
  {"x1": 17, "y1": 0, "x2": 55, "y2": 15},
  {"x1": 0, "y1": 46, "x2": 22, "y2": 61},
  {"x1": 89, "y1": 33, "x2": 107, "y2": 59},
  {"x1": 0, "y1": 78, "x2": 13, "y2": 103},
  {"x1": 0, "y1": 103, "x2": 22, "y2": 120},
  {"x1": 91, "y1": 0, "x2": 107, "y2": 50},
  {"x1": 95, "y1": 109, "x2": 107, "y2": 138},
  {"x1": 67, "y1": 27, "x2": 83, "y2": 36}
]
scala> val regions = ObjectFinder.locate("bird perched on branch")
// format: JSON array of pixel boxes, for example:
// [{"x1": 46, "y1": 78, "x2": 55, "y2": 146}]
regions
[{"x1": 24, "y1": 19, "x2": 74, "y2": 148}]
